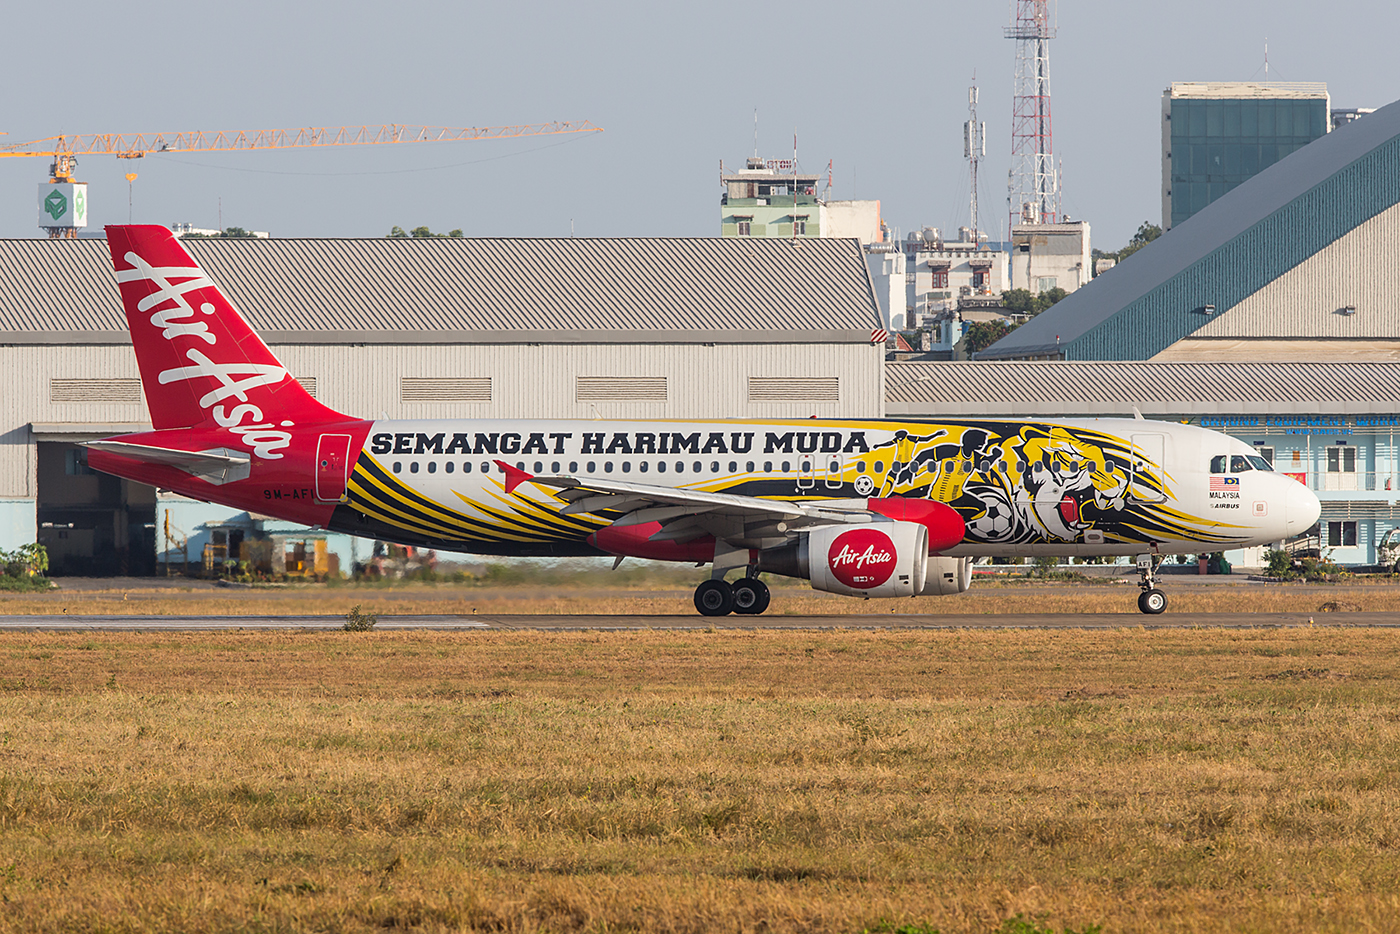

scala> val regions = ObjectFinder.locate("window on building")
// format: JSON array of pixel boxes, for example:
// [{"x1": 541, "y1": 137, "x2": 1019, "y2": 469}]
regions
[
  {"x1": 794, "y1": 216, "x2": 807, "y2": 235},
  {"x1": 1037, "y1": 277, "x2": 1058, "y2": 291},
  {"x1": 1256, "y1": 446, "x2": 1275, "y2": 466},
  {"x1": 1328, "y1": 520, "x2": 1357, "y2": 548},
  {"x1": 1326, "y1": 445, "x2": 1358, "y2": 491},
  {"x1": 972, "y1": 270, "x2": 988, "y2": 289},
  {"x1": 1327, "y1": 446, "x2": 1357, "y2": 473},
  {"x1": 931, "y1": 268, "x2": 949, "y2": 289},
  {"x1": 736, "y1": 219, "x2": 752, "y2": 236}
]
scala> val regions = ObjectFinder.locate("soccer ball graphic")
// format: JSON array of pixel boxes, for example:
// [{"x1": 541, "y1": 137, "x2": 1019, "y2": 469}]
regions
[{"x1": 967, "y1": 495, "x2": 1017, "y2": 542}]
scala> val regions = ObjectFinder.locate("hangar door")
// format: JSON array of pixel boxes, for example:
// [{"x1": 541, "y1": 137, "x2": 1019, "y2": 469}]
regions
[{"x1": 36, "y1": 441, "x2": 157, "y2": 576}]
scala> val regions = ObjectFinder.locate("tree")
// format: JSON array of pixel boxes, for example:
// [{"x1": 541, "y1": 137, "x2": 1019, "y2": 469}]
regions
[
  {"x1": 965, "y1": 320, "x2": 1016, "y2": 355},
  {"x1": 1000, "y1": 287, "x2": 1068, "y2": 315},
  {"x1": 182, "y1": 227, "x2": 260, "y2": 239},
  {"x1": 388, "y1": 226, "x2": 464, "y2": 239},
  {"x1": 1092, "y1": 221, "x2": 1162, "y2": 274}
]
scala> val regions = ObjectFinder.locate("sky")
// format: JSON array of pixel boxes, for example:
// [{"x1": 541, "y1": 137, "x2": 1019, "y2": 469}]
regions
[{"x1": 1, "y1": 0, "x2": 1395, "y2": 252}]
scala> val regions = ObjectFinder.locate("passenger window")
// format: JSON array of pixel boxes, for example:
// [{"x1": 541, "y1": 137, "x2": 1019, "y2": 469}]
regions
[
  {"x1": 857, "y1": 461, "x2": 866, "y2": 474},
  {"x1": 480, "y1": 462, "x2": 490, "y2": 474},
  {"x1": 569, "y1": 461, "x2": 578, "y2": 473},
  {"x1": 875, "y1": 461, "x2": 885, "y2": 472},
  {"x1": 622, "y1": 462, "x2": 631, "y2": 473},
  {"x1": 551, "y1": 462, "x2": 560, "y2": 473},
  {"x1": 462, "y1": 462, "x2": 472, "y2": 473},
  {"x1": 781, "y1": 460, "x2": 791, "y2": 472},
  {"x1": 410, "y1": 462, "x2": 419, "y2": 473},
  {"x1": 428, "y1": 462, "x2": 437, "y2": 474},
  {"x1": 710, "y1": 461, "x2": 720, "y2": 473},
  {"x1": 746, "y1": 461, "x2": 754, "y2": 472},
  {"x1": 639, "y1": 461, "x2": 648, "y2": 473},
  {"x1": 729, "y1": 461, "x2": 738, "y2": 473},
  {"x1": 978, "y1": 459, "x2": 991, "y2": 472},
  {"x1": 533, "y1": 462, "x2": 543, "y2": 473},
  {"x1": 693, "y1": 462, "x2": 702, "y2": 473},
  {"x1": 1210, "y1": 455, "x2": 1227, "y2": 473},
  {"x1": 657, "y1": 462, "x2": 666, "y2": 473},
  {"x1": 393, "y1": 462, "x2": 402, "y2": 473},
  {"x1": 515, "y1": 462, "x2": 524, "y2": 470},
  {"x1": 675, "y1": 461, "x2": 684, "y2": 472},
  {"x1": 1085, "y1": 461, "x2": 1097, "y2": 475},
  {"x1": 944, "y1": 460, "x2": 954, "y2": 473},
  {"x1": 1230, "y1": 455, "x2": 1251, "y2": 473},
  {"x1": 604, "y1": 462, "x2": 614, "y2": 473},
  {"x1": 1034, "y1": 462, "x2": 1044, "y2": 473},
  {"x1": 445, "y1": 462, "x2": 454, "y2": 474}
]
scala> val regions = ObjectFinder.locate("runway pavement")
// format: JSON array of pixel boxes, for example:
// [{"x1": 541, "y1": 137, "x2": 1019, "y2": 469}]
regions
[{"x1": 1, "y1": 612, "x2": 1396, "y2": 630}]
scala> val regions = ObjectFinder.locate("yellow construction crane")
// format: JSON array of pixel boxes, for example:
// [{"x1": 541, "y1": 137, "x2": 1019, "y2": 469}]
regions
[{"x1": 0, "y1": 121, "x2": 603, "y2": 237}]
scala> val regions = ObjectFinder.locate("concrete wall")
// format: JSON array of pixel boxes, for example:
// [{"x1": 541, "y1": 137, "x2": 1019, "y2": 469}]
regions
[{"x1": 820, "y1": 201, "x2": 883, "y2": 244}]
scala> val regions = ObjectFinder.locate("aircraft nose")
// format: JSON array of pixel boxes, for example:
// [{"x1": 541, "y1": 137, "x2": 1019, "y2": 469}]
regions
[{"x1": 1284, "y1": 477, "x2": 1321, "y2": 537}]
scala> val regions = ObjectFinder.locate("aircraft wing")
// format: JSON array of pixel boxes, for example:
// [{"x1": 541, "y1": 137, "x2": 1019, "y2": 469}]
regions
[{"x1": 494, "y1": 460, "x2": 914, "y2": 548}]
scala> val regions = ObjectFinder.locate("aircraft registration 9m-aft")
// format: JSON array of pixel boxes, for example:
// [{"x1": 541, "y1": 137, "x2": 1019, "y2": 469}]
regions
[{"x1": 85, "y1": 226, "x2": 1320, "y2": 616}]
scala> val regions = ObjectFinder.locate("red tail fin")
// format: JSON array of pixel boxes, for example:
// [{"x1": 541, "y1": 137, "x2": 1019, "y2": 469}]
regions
[{"x1": 105, "y1": 225, "x2": 345, "y2": 431}]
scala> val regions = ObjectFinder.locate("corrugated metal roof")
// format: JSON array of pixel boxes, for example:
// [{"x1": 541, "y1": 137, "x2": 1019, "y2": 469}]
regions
[
  {"x1": 981, "y1": 95, "x2": 1400, "y2": 360},
  {"x1": 0, "y1": 236, "x2": 880, "y2": 343},
  {"x1": 886, "y1": 361, "x2": 1400, "y2": 416}
]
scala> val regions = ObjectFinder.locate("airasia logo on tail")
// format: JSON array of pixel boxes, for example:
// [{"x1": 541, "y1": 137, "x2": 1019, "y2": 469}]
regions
[
  {"x1": 827, "y1": 528, "x2": 897, "y2": 589},
  {"x1": 114, "y1": 248, "x2": 293, "y2": 459}
]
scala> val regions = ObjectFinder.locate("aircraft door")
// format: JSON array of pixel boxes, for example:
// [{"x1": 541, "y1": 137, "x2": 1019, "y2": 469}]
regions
[
  {"x1": 315, "y1": 434, "x2": 353, "y2": 503},
  {"x1": 824, "y1": 454, "x2": 844, "y2": 489},
  {"x1": 797, "y1": 454, "x2": 816, "y2": 490},
  {"x1": 1129, "y1": 433, "x2": 1167, "y2": 503}
]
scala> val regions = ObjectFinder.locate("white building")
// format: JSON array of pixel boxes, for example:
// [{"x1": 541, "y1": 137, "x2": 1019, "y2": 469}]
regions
[{"x1": 1010, "y1": 222, "x2": 1091, "y2": 294}]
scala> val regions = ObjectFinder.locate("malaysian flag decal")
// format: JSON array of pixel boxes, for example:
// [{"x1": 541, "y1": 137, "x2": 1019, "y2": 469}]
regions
[{"x1": 1209, "y1": 476, "x2": 1240, "y2": 490}]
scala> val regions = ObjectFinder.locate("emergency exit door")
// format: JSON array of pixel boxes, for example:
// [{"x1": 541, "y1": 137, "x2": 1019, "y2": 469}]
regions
[{"x1": 315, "y1": 434, "x2": 353, "y2": 502}]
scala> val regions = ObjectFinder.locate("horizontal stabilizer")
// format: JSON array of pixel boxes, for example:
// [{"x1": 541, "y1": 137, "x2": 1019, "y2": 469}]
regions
[{"x1": 83, "y1": 440, "x2": 251, "y2": 485}]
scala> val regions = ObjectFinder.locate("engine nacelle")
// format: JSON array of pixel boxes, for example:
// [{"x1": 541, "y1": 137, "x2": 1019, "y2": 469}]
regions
[
  {"x1": 807, "y1": 521, "x2": 928, "y2": 598},
  {"x1": 923, "y1": 555, "x2": 973, "y2": 595}
]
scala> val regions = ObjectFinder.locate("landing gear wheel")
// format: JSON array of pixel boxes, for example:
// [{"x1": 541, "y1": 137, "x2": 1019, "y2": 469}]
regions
[
  {"x1": 1138, "y1": 588, "x2": 1167, "y2": 615},
  {"x1": 694, "y1": 579, "x2": 735, "y2": 617},
  {"x1": 731, "y1": 578, "x2": 771, "y2": 615}
]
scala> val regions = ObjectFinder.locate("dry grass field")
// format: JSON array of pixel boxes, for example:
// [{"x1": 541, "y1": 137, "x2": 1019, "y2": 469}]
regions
[{"x1": 2, "y1": 625, "x2": 1399, "y2": 933}]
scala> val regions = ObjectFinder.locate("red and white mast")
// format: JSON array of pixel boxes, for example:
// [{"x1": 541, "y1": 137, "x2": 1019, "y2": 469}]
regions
[{"x1": 1006, "y1": 0, "x2": 1059, "y2": 227}]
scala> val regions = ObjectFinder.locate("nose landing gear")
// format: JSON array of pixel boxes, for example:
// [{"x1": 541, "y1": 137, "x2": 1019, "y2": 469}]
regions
[
  {"x1": 693, "y1": 570, "x2": 770, "y2": 617},
  {"x1": 1135, "y1": 552, "x2": 1167, "y2": 614}
]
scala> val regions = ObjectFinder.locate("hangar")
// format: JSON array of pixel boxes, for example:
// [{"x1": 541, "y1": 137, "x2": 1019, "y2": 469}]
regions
[
  {"x1": 978, "y1": 96, "x2": 1400, "y2": 362},
  {"x1": 0, "y1": 235, "x2": 883, "y2": 573}
]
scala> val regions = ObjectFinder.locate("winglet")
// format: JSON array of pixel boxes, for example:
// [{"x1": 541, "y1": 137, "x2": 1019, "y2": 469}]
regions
[{"x1": 495, "y1": 459, "x2": 533, "y2": 495}]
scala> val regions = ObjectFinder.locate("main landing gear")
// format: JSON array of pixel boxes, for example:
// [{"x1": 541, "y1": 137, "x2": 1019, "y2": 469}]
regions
[
  {"x1": 694, "y1": 572, "x2": 771, "y2": 617},
  {"x1": 1135, "y1": 552, "x2": 1168, "y2": 615}
]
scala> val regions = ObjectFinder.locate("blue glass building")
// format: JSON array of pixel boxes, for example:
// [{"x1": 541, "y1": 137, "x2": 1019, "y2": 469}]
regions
[{"x1": 1162, "y1": 82, "x2": 1329, "y2": 230}]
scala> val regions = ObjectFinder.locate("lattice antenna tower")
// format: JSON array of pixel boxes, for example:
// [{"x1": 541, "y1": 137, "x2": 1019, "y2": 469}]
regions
[
  {"x1": 1005, "y1": 0, "x2": 1059, "y2": 227},
  {"x1": 964, "y1": 81, "x2": 986, "y2": 244}
]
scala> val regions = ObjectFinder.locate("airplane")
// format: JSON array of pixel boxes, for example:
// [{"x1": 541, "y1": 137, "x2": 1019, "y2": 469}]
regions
[{"x1": 84, "y1": 225, "x2": 1321, "y2": 616}]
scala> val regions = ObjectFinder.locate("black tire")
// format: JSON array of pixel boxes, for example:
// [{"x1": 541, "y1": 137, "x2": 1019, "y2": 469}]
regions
[
  {"x1": 694, "y1": 579, "x2": 735, "y2": 617},
  {"x1": 731, "y1": 578, "x2": 771, "y2": 615},
  {"x1": 1138, "y1": 588, "x2": 1168, "y2": 615}
]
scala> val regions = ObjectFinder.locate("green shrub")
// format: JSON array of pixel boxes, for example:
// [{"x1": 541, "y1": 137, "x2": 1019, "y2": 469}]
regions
[{"x1": 343, "y1": 604, "x2": 378, "y2": 632}]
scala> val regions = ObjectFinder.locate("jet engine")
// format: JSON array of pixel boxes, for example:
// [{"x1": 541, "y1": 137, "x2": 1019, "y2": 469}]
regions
[
  {"x1": 923, "y1": 556, "x2": 973, "y2": 595},
  {"x1": 754, "y1": 521, "x2": 930, "y2": 598}
]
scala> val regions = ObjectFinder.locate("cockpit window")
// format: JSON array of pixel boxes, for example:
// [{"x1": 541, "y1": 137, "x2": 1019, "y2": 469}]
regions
[
  {"x1": 1210, "y1": 455, "x2": 1227, "y2": 473},
  {"x1": 1247, "y1": 455, "x2": 1273, "y2": 471},
  {"x1": 1230, "y1": 455, "x2": 1252, "y2": 473}
]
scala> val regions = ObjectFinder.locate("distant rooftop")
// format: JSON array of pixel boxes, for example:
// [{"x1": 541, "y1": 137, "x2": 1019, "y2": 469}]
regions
[{"x1": 1167, "y1": 82, "x2": 1328, "y2": 100}]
